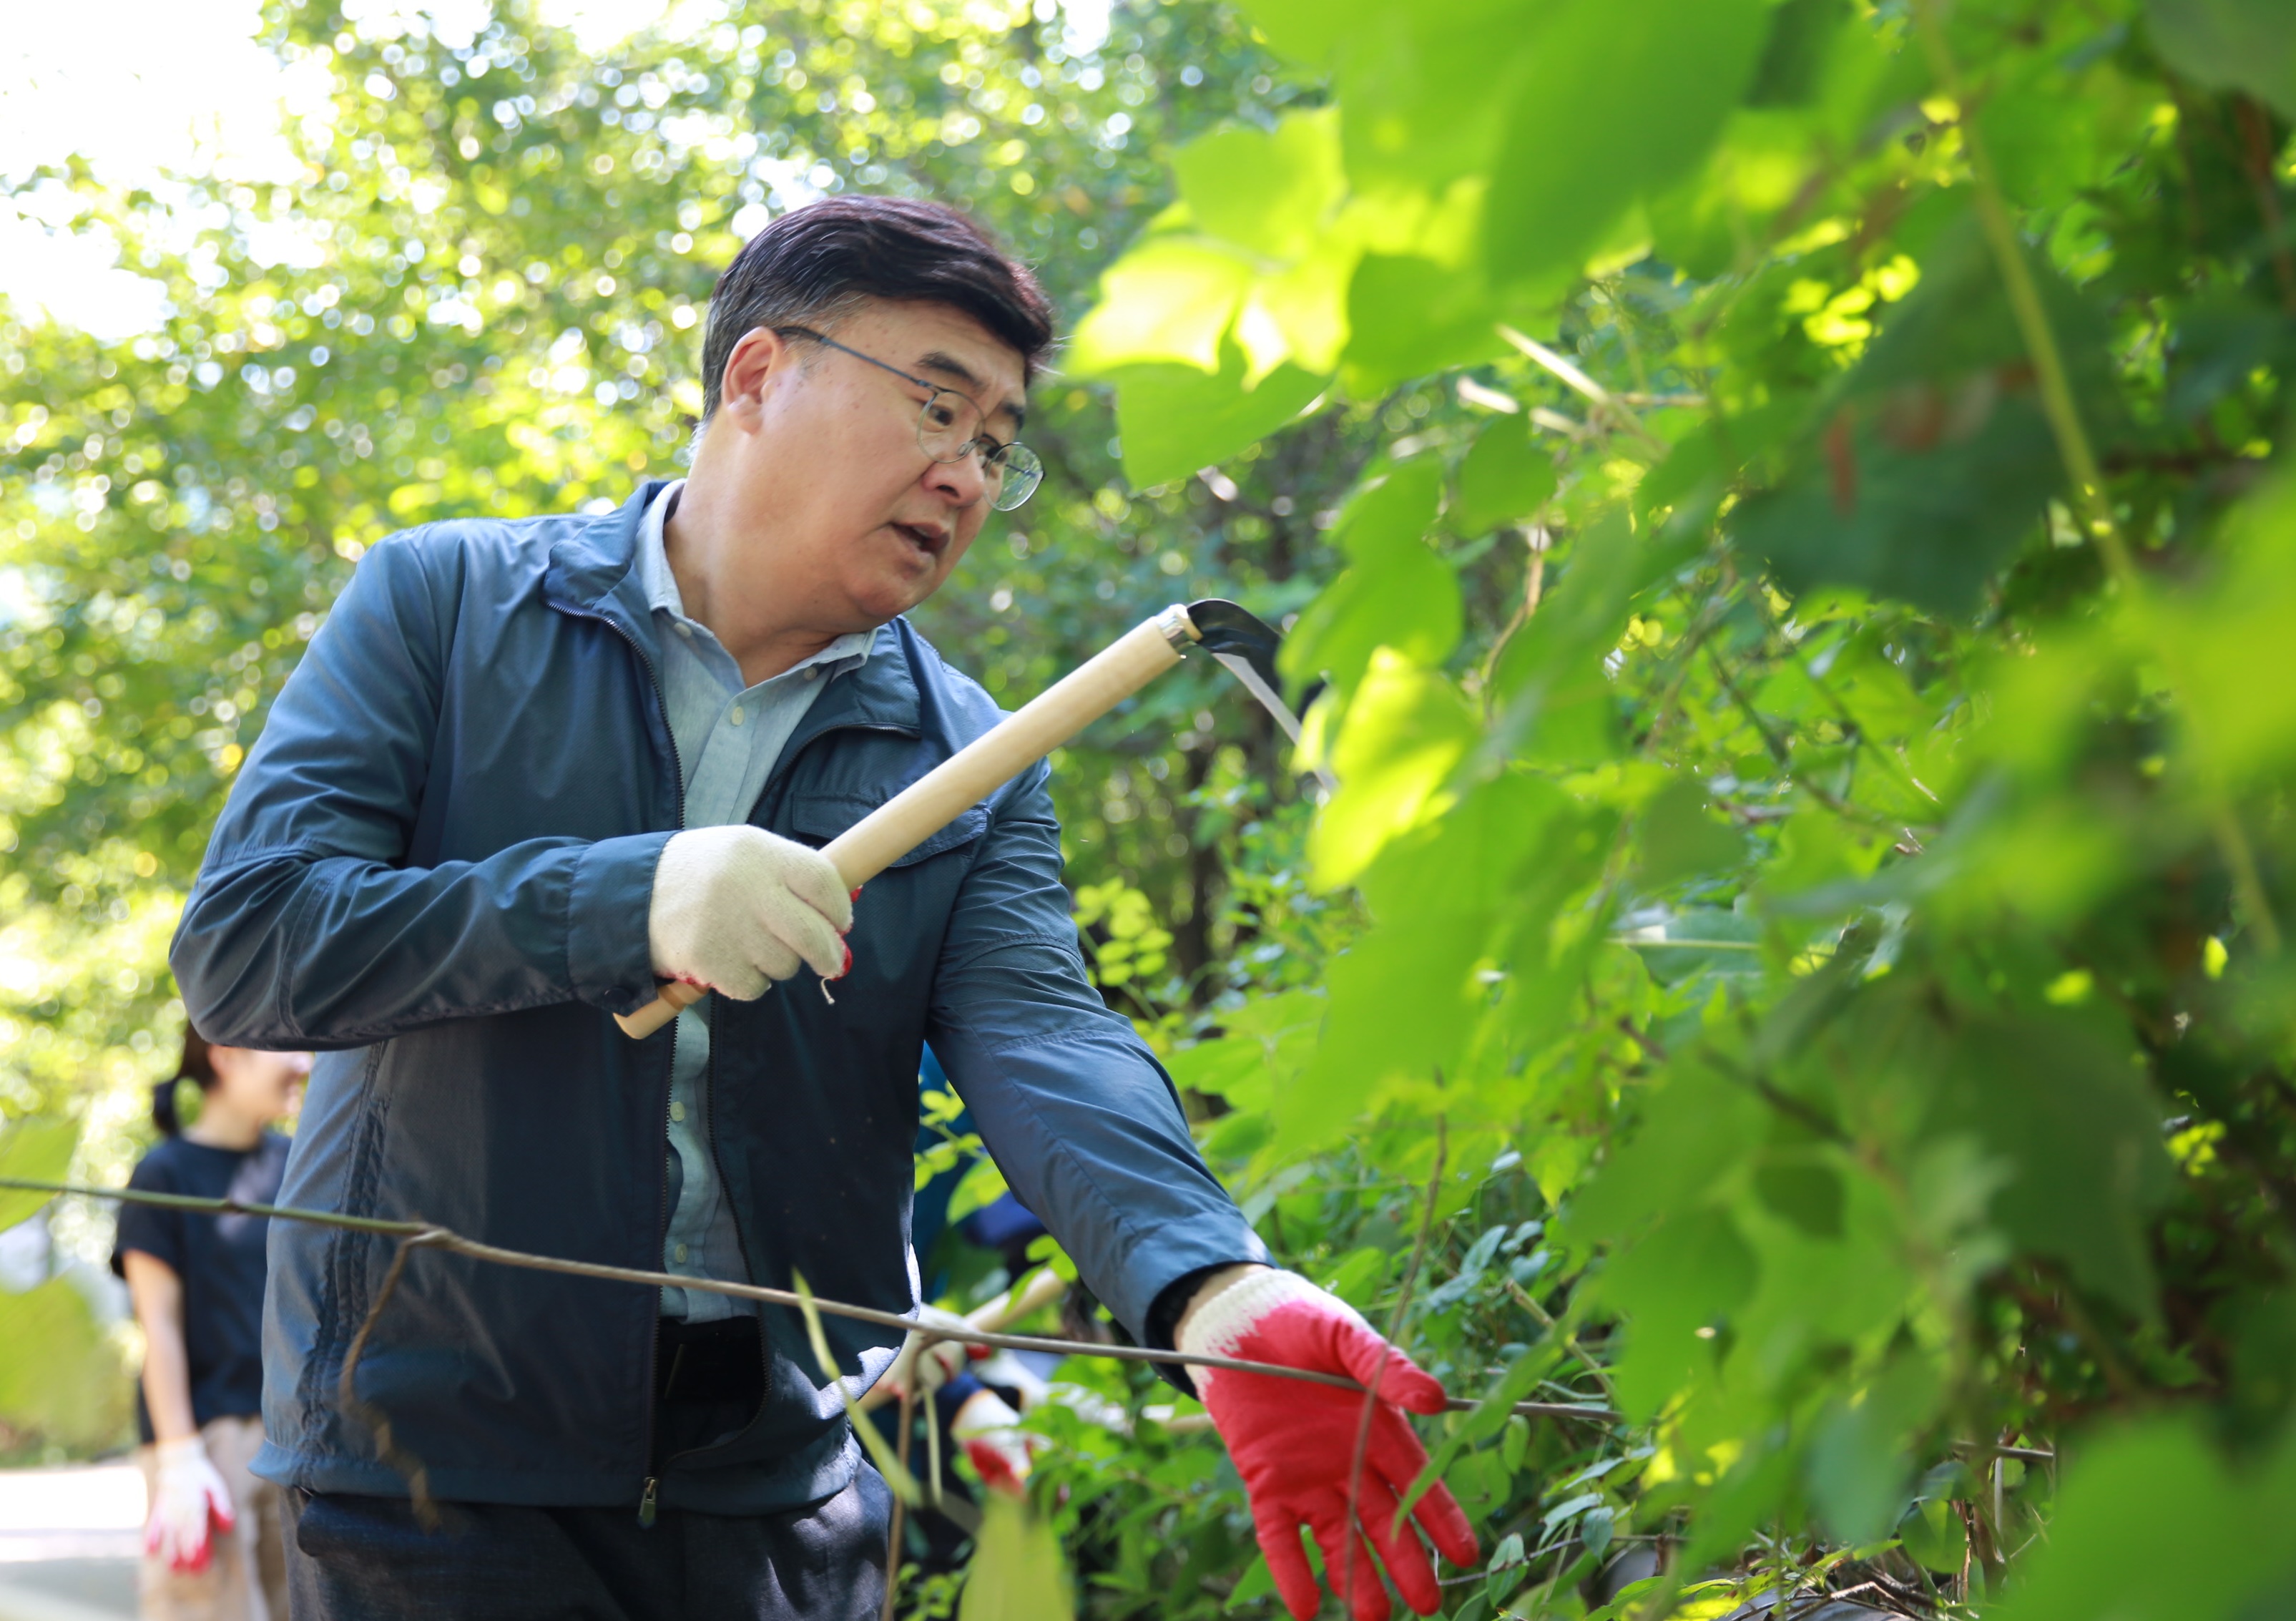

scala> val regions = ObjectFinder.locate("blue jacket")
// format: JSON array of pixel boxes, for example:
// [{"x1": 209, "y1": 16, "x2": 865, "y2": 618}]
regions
[{"x1": 171, "y1": 482, "x2": 1264, "y2": 1514}]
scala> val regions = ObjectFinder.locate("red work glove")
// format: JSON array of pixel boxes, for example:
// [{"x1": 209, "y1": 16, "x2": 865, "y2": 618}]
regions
[{"x1": 1182, "y1": 1270, "x2": 1478, "y2": 1621}]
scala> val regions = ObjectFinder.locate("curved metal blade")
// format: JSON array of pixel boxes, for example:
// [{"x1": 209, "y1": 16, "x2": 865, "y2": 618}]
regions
[{"x1": 1185, "y1": 599, "x2": 1337, "y2": 794}]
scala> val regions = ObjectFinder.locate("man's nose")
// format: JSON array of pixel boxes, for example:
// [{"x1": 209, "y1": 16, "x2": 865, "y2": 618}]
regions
[{"x1": 923, "y1": 447, "x2": 988, "y2": 509}]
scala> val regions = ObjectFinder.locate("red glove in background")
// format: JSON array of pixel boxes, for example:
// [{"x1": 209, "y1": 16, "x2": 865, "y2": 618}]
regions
[{"x1": 1182, "y1": 1270, "x2": 1478, "y2": 1621}]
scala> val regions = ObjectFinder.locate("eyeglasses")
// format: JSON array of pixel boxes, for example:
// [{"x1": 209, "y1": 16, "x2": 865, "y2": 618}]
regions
[{"x1": 773, "y1": 326, "x2": 1044, "y2": 512}]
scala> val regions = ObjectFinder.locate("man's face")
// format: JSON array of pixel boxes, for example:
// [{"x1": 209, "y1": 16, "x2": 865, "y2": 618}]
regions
[{"x1": 706, "y1": 298, "x2": 1028, "y2": 629}]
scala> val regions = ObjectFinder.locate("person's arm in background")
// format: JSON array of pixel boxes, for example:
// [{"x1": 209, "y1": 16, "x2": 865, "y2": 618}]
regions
[
  {"x1": 169, "y1": 530, "x2": 670, "y2": 1048},
  {"x1": 121, "y1": 1253, "x2": 235, "y2": 1575},
  {"x1": 926, "y1": 763, "x2": 1474, "y2": 1621}
]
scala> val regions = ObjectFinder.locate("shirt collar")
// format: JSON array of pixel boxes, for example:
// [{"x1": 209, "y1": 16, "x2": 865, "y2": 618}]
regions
[{"x1": 637, "y1": 479, "x2": 873, "y2": 675}]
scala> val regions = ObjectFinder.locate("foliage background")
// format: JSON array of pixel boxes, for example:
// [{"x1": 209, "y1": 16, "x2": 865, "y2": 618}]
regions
[{"x1": 6, "y1": 0, "x2": 2296, "y2": 1617}]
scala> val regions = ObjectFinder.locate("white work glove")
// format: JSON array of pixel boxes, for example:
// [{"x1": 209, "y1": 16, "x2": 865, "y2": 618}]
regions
[
  {"x1": 953, "y1": 1387, "x2": 1042, "y2": 1497},
  {"x1": 884, "y1": 1303, "x2": 975, "y2": 1401},
  {"x1": 145, "y1": 1436, "x2": 235, "y2": 1575},
  {"x1": 648, "y1": 826, "x2": 853, "y2": 1001}
]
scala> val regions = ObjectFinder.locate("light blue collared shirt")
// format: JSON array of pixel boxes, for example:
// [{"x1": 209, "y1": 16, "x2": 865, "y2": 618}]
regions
[{"x1": 637, "y1": 481, "x2": 873, "y2": 1320}]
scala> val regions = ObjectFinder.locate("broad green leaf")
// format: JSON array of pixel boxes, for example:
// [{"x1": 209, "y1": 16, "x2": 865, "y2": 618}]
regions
[
  {"x1": 1453, "y1": 416, "x2": 1558, "y2": 535},
  {"x1": 1068, "y1": 238, "x2": 1255, "y2": 376},
  {"x1": 960, "y1": 1494, "x2": 1076, "y2": 1621},
  {"x1": 1343, "y1": 253, "x2": 1523, "y2": 395},
  {"x1": 1310, "y1": 650, "x2": 1480, "y2": 888},
  {"x1": 1490, "y1": 509, "x2": 1659, "y2": 765},
  {"x1": 1171, "y1": 109, "x2": 1345, "y2": 264},
  {"x1": 1803, "y1": 1355, "x2": 1941, "y2": 1543},
  {"x1": 1281, "y1": 462, "x2": 1461, "y2": 700},
  {"x1": 1103, "y1": 345, "x2": 1328, "y2": 490},
  {"x1": 1633, "y1": 779, "x2": 1746, "y2": 889},
  {"x1": 0, "y1": 1275, "x2": 132, "y2": 1453},
  {"x1": 1228, "y1": 0, "x2": 1387, "y2": 65},
  {"x1": 1596, "y1": 1212, "x2": 1760, "y2": 1420},
  {"x1": 2146, "y1": 0, "x2": 2296, "y2": 120},
  {"x1": 1483, "y1": 0, "x2": 1772, "y2": 289},
  {"x1": 1925, "y1": 1014, "x2": 2173, "y2": 1316},
  {"x1": 1333, "y1": 3, "x2": 1547, "y2": 197},
  {"x1": 1989, "y1": 1420, "x2": 2296, "y2": 1621},
  {"x1": 1572, "y1": 1061, "x2": 1765, "y2": 1243},
  {"x1": 1732, "y1": 217, "x2": 2119, "y2": 614},
  {"x1": 0, "y1": 1116, "x2": 81, "y2": 1233}
]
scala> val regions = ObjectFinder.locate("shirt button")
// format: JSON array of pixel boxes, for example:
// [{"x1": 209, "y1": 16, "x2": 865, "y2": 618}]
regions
[
  {"x1": 675, "y1": 623, "x2": 693, "y2": 639},
  {"x1": 804, "y1": 667, "x2": 818, "y2": 681},
  {"x1": 728, "y1": 706, "x2": 745, "y2": 726},
  {"x1": 669, "y1": 1102, "x2": 685, "y2": 1123},
  {"x1": 674, "y1": 1243, "x2": 690, "y2": 1263}
]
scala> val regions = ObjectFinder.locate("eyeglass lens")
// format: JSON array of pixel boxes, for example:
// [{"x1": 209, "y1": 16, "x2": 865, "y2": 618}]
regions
[{"x1": 913, "y1": 393, "x2": 1042, "y2": 511}]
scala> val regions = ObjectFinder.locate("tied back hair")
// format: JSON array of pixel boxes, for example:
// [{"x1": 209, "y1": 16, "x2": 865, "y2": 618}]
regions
[{"x1": 152, "y1": 1026, "x2": 216, "y2": 1137}]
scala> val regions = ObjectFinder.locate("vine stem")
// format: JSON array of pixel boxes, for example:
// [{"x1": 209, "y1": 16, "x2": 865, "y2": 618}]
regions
[
  {"x1": 1910, "y1": 0, "x2": 2282, "y2": 956},
  {"x1": 1907, "y1": 0, "x2": 2130, "y2": 582},
  {"x1": 880, "y1": 1383, "x2": 916, "y2": 1621},
  {"x1": 1343, "y1": 1115, "x2": 1447, "y2": 1618}
]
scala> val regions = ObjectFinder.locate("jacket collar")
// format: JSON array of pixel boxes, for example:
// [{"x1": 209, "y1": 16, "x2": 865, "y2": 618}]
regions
[{"x1": 541, "y1": 479, "x2": 921, "y2": 739}]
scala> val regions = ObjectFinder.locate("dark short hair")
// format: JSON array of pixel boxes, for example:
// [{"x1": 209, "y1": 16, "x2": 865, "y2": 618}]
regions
[{"x1": 698, "y1": 196, "x2": 1054, "y2": 420}]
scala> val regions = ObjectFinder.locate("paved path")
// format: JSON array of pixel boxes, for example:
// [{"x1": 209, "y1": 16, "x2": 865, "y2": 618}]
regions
[{"x1": 0, "y1": 1465, "x2": 140, "y2": 1620}]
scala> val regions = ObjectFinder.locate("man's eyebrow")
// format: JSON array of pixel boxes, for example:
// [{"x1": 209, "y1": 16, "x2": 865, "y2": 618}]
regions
[{"x1": 915, "y1": 348, "x2": 1026, "y2": 433}]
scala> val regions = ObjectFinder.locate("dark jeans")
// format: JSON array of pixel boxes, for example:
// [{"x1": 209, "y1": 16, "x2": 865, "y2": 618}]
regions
[
  {"x1": 283, "y1": 1469, "x2": 889, "y2": 1620},
  {"x1": 285, "y1": 1316, "x2": 888, "y2": 1620}
]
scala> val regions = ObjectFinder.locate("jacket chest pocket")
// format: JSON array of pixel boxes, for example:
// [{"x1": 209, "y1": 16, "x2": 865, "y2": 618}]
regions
[{"x1": 776, "y1": 792, "x2": 991, "y2": 871}]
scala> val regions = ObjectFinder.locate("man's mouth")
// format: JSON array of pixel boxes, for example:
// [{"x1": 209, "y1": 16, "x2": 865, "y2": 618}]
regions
[{"x1": 891, "y1": 521, "x2": 948, "y2": 559}]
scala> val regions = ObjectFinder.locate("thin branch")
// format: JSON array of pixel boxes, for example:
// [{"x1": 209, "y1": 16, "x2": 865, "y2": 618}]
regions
[{"x1": 1498, "y1": 325, "x2": 1668, "y2": 452}]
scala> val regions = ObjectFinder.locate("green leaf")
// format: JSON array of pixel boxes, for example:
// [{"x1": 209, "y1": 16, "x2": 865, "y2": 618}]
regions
[
  {"x1": 1171, "y1": 109, "x2": 1345, "y2": 263},
  {"x1": 1988, "y1": 1420, "x2": 2296, "y2": 1621},
  {"x1": 1803, "y1": 1355, "x2": 1940, "y2": 1543},
  {"x1": 1483, "y1": 0, "x2": 1772, "y2": 289},
  {"x1": 1230, "y1": 0, "x2": 1389, "y2": 65},
  {"x1": 1732, "y1": 217, "x2": 2117, "y2": 615},
  {"x1": 1343, "y1": 254, "x2": 1519, "y2": 396},
  {"x1": 1453, "y1": 416, "x2": 1558, "y2": 535},
  {"x1": 1634, "y1": 778, "x2": 1746, "y2": 889},
  {"x1": 1308, "y1": 650, "x2": 1481, "y2": 888},
  {"x1": 1898, "y1": 1495, "x2": 1967, "y2": 1575},
  {"x1": 1103, "y1": 346, "x2": 1329, "y2": 490},
  {"x1": 0, "y1": 1276, "x2": 132, "y2": 1452},
  {"x1": 960, "y1": 1493, "x2": 1076, "y2": 1621},
  {"x1": 1596, "y1": 1212, "x2": 1760, "y2": 1420},
  {"x1": 1489, "y1": 509, "x2": 1658, "y2": 765},
  {"x1": 1927, "y1": 1014, "x2": 2174, "y2": 1316},
  {"x1": 1281, "y1": 462, "x2": 1461, "y2": 701},
  {"x1": 2147, "y1": 0, "x2": 2296, "y2": 120},
  {"x1": 1069, "y1": 237, "x2": 1255, "y2": 376},
  {"x1": 0, "y1": 1116, "x2": 81, "y2": 1233}
]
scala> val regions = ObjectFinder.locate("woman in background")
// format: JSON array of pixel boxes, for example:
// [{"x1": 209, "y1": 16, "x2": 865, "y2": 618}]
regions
[{"x1": 112, "y1": 1028, "x2": 305, "y2": 1621}]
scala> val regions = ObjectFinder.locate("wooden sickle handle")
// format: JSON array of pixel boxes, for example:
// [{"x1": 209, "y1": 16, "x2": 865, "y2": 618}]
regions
[{"x1": 614, "y1": 607, "x2": 1196, "y2": 1039}]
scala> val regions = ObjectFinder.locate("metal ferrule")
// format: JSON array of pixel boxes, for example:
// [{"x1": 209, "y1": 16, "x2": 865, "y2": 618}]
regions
[{"x1": 1154, "y1": 603, "x2": 1201, "y2": 651}]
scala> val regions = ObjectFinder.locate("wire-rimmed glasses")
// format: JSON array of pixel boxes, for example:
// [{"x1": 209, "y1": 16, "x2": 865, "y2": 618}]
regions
[{"x1": 774, "y1": 326, "x2": 1044, "y2": 511}]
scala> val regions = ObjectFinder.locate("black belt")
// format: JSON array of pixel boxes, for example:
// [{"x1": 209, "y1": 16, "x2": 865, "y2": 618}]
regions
[{"x1": 654, "y1": 1313, "x2": 765, "y2": 1406}]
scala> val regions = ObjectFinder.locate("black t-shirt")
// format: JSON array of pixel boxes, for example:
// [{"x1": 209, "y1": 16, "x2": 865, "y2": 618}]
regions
[{"x1": 111, "y1": 1132, "x2": 290, "y2": 1443}]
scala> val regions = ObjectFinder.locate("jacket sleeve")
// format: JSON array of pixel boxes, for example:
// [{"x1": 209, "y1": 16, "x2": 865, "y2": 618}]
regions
[
  {"x1": 924, "y1": 759, "x2": 1267, "y2": 1343},
  {"x1": 170, "y1": 532, "x2": 666, "y2": 1050}
]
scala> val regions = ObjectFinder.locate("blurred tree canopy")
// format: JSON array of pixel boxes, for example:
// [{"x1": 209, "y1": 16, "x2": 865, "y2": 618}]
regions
[{"x1": 9, "y1": 0, "x2": 2296, "y2": 1617}]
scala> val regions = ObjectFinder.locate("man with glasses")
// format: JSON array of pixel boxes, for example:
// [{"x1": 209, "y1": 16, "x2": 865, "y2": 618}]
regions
[{"x1": 171, "y1": 197, "x2": 1473, "y2": 1620}]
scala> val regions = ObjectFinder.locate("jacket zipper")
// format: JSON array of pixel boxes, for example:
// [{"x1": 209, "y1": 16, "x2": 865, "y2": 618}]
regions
[
  {"x1": 574, "y1": 607, "x2": 687, "y2": 1527},
  {"x1": 559, "y1": 609, "x2": 921, "y2": 1521},
  {"x1": 645, "y1": 693, "x2": 906, "y2": 1497}
]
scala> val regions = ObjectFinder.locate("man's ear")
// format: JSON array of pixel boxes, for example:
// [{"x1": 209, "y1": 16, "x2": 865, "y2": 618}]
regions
[{"x1": 716, "y1": 326, "x2": 796, "y2": 426}]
